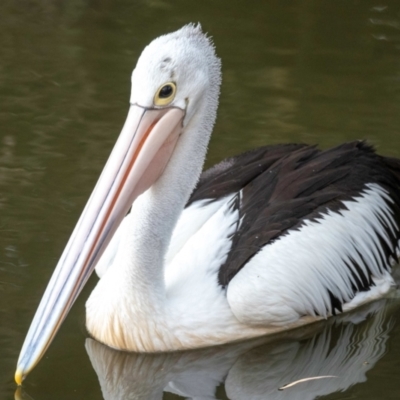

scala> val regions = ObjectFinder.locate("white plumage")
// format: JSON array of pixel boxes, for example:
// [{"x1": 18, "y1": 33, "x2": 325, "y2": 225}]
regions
[{"x1": 228, "y1": 183, "x2": 396, "y2": 325}]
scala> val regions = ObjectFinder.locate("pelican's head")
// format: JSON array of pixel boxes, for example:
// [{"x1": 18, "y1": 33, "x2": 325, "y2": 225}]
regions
[
  {"x1": 131, "y1": 24, "x2": 221, "y2": 126},
  {"x1": 15, "y1": 24, "x2": 221, "y2": 384}
]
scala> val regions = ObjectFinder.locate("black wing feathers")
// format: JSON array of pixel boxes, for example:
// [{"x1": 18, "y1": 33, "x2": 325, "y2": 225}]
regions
[
  {"x1": 187, "y1": 144, "x2": 308, "y2": 205},
  {"x1": 187, "y1": 141, "x2": 400, "y2": 300}
]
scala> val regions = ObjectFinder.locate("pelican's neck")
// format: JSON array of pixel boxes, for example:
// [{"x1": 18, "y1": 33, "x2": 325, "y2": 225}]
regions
[
  {"x1": 86, "y1": 97, "x2": 218, "y2": 351},
  {"x1": 121, "y1": 108, "x2": 211, "y2": 291}
]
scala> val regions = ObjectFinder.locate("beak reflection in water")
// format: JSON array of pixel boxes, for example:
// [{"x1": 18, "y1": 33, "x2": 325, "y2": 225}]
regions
[{"x1": 15, "y1": 104, "x2": 184, "y2": 384}]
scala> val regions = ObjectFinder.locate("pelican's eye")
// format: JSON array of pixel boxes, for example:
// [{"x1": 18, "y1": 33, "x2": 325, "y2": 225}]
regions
[{"x1": 154, "y1": 82, "x2": 176, "y2": 106}]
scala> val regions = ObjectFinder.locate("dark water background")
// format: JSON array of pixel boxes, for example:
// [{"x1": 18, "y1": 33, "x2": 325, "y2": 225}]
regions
[{"x1": 1, "y1": 0, "x2": 400, "y2": 399}]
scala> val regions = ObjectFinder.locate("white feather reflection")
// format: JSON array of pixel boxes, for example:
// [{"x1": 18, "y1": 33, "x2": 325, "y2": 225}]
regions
[{"x1": 86, "y1": 299, "x2": 397, "y2": 400}]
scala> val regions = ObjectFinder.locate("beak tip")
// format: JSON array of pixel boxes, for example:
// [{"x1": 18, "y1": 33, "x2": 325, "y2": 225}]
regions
[{"x1": 15, "y1": 369, "x2": 24, "y2": 386}]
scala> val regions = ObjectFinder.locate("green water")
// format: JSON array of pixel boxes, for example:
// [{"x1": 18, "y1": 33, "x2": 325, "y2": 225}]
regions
[{"x1": 1, "y1": 0, "x2": 400, "y2": 398}]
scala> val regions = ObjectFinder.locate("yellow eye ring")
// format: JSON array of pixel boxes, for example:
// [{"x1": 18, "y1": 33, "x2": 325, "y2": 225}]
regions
[{"x1": 154, "y1": 82, "x2": 177, "y2": 106}]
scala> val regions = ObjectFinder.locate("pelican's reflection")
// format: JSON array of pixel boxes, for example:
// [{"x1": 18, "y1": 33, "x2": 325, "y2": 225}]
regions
[{"x1": 86, "y1": 299, "x2": 397, "y2": 400}]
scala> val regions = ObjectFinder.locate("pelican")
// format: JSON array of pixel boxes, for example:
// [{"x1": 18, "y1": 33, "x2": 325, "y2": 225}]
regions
[{"x1": 15, "y1": 24, "x2": 400, "y2": 384}]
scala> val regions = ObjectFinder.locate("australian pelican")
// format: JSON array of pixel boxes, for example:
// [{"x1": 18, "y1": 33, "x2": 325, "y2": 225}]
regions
[{"x1": 15, "y1": 24, "x2": 400, "y2": 384}]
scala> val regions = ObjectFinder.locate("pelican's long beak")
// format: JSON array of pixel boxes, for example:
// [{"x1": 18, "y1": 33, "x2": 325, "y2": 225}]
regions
[{"x1": 15, "y1": 105, "x2": 185, "y2": 384}]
